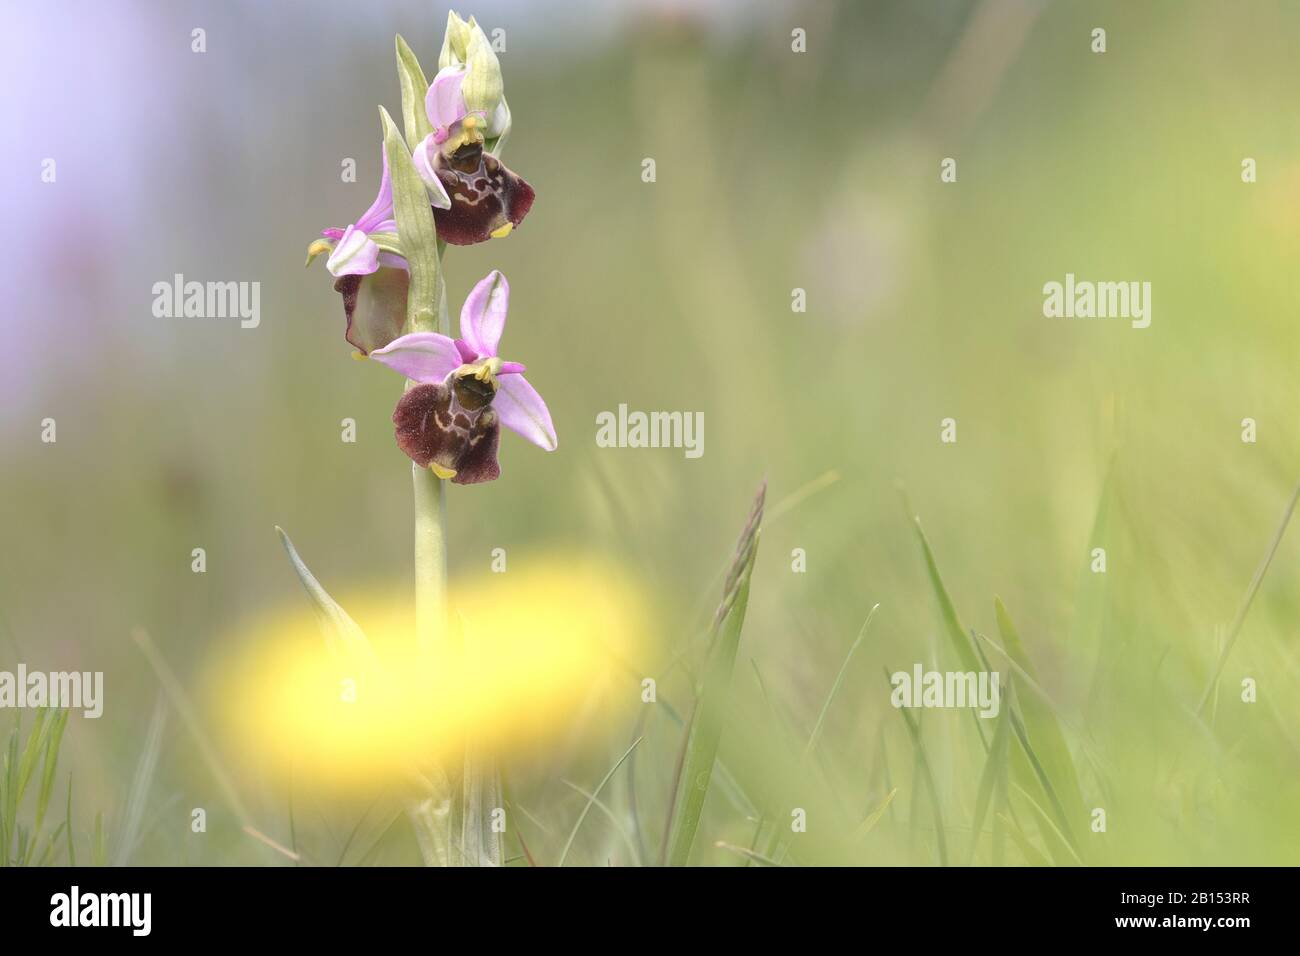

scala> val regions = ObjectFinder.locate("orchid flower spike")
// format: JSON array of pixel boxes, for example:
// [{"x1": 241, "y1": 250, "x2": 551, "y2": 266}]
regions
[
  {"x1": 438, "y1": 11, "x2": 510, "y2": 145},
  {"x1": 413, "y1": 65, "x2": 534, "y2": 246},
  {"x1": 307, "y1": 147, "x2": 412, "y2": 355},
  {"x1": 368, "y1": 270, "x2": 556, "y2": 484}
]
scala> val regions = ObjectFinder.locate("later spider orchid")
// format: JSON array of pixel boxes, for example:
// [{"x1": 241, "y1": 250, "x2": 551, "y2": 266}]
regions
[
  {"x1": 368, "y1": 270, "x2": 556, "y2": 484},
  {"x1": 285, "y1": 15, "x2": 560, "y2": 867},
  {"x1": 413, "y1": 66, "x2": 534, "y2": 246}
]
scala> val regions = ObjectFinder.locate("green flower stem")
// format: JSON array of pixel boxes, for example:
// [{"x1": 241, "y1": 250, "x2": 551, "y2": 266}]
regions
[
  {"x1": 385, "y1": 76, "x2": 500, "y2": 863},
  {"x1": 412, "y1": 461, "x2": 448, "y2": 657}
]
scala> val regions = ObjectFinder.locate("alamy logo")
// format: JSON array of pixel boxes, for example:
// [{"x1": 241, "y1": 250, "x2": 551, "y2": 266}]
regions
[
  {"x1": 152, "y1": 273, "x2": 261, "y2": 328},
  {"x1": 595, "y1": 404, "x2": 704, "y2": 459},
  {"x1": 890, "y1": 664, "x2": 1000, "y2": 718},
  {"x1": 0, "y1": 665, "x2": 103, "y2": 718},
  {"x1": 50, "y1": 886, "x2": 151, "y2": 936},
  {"x1": 1042, "y1": 272, "x2": 1151, "y2": 328}
]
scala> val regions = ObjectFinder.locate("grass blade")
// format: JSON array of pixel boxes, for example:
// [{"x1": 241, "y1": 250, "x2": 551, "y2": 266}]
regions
[
  {"x1": 662, "y1": 481, "x2": 765, "y2": 866},
  {"x1": 887, "y1": 667, "x2": 948, "y2": 866},
  {"x1": 806, "y1": 603, "x2": 879, "y2": 756},
  {"x1": 65, "y1": 774, "x2": 75, "y2": 866},
  {"x1": 900, "y1": 494, "x2": 980, "y2": 672},
  {"x1": 558, "y1": 735, "x2": 643, "y2": 867},
  {"x1": 24, "y1": 708, "x2": 71, "y2": 865},
  {"x1": 559, "y1": 778, "x2": 642, "y2": 866},
  {"x1": 131, "y1": 628, "x2": 260, "y2": 839},
  {"x1": 242, "y1": 825, "x2": 300, "y2": 863},
  {"x1": 1011, "y1": 781, "x2": 1084, "y2": 867},
  {"x1": 1196, "y1": 479, "x2": 1300, "y2": 715},
  {"x1": 1078, "y1": 456, "x2": 1116, "y2": 708},
  {"x1": 852, "y1": 787, "x2": 897, "y2": 842},
  {"x1": 998, "y1": 811, "x2": 1049, "y2": 866},
  {"x1": 714, "y1": 840, "x2": 785, "y2": 866},
  {"x1": 112, "y1": 696, "x2": 166, "y2": 866},
  {"x1": 91, "y1": 811, "x2": 105, "y2": 866},
  {"x1": 968, "y1": 679, "x2": 1013, "y2": 863},
  {"x1": 353, "y1": 808, "x2": 406, "y2": 867},
  {"x1": 335, "y1": 798, "x2": 380, "y2": 866},
  {"x1": 35, "y1": 709, "x2": 69, "y2": 832},
  {"x1": 993, "y1": 599, "x2": 1087, "y2": 854},
  {"x1": 14, "y1": 709, "x2": 49, "y2": 816}
]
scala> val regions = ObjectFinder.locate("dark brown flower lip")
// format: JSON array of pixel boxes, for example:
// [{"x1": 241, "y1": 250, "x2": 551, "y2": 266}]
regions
[
  {"x1": 393, "y1": 382, "x2": 502, "y2": 484},
  {"x1": 431, "y1": 151, "x2": 535, "y2": 246}
]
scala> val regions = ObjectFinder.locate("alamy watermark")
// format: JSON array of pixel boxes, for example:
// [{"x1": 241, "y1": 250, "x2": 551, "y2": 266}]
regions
[
  {"x1": 152, "y1": 273, "x2": 260, "y2": 329},
  {"x1": 50, "y1": 886, "x2": 150, "y2": 936},
  {"x1": 0, "y1": 665, "x2": 103, "y2": 718},
  {"x1": 890, "y1": 663, "x2": 1000, "y2": 718},
  {"x1": 595, "y1": 404, "x2": 704, "y2": 459},
  {"x1": 1043, "y1": 272, "x2": 1151, "y2": 329}
]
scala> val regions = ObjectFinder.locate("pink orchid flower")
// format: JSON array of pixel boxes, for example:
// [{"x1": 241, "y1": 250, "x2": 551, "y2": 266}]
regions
[
  {"x1": 368, "y1": 270, "x2": 556, "y2": 483},
  {"x1": 412, "y1": 66, "x2": 534, "y2": 246},
  {"x1": 315, "y1": 147, "x2": 440, "y2": 355}
]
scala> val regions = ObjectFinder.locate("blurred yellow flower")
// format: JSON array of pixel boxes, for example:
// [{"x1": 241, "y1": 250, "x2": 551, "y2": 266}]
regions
[{"x1": 208, "y1": 554, "x2": 649, "y2": 792}]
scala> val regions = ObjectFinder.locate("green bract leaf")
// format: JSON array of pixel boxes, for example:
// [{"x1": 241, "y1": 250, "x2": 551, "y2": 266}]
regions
[
  {"x1": 395, "y1": 34, "x2": 434, "y2": 149},
  {"x1": 378, "y1": 106, "x2": 443, "y2": 335},
  {"x1": 275, "y1": 526, "x2": 372, "y2": 660}
]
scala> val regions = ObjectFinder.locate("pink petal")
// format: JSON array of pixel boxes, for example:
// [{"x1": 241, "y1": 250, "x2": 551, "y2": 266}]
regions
[
  {"x1": 326, "y1": 225, "x2": 381, "y2": 277},
  {"x1": 460, "y1": 270, "x2": 509, "y2": 357},
  {"x1": 413, "y1": 135, "x2": 452, "y2": 210},
  {"x1": 369, "y1": 332, "x2": 463, "y2": 383},
  {"x1": 356, "y1": 146, "x2": 395, "y2": 233},
  {"x1": 425, "y1": 66, "x2": 467, "y2": 135},
  {"x1": 495, "y1": 373, "x2": 556, "y2": 451}
]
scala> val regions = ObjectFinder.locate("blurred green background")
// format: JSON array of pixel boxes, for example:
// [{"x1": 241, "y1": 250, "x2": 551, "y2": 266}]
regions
[{"x1": 3, "y1": 0, "x2": 1300, "y2": 865}]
